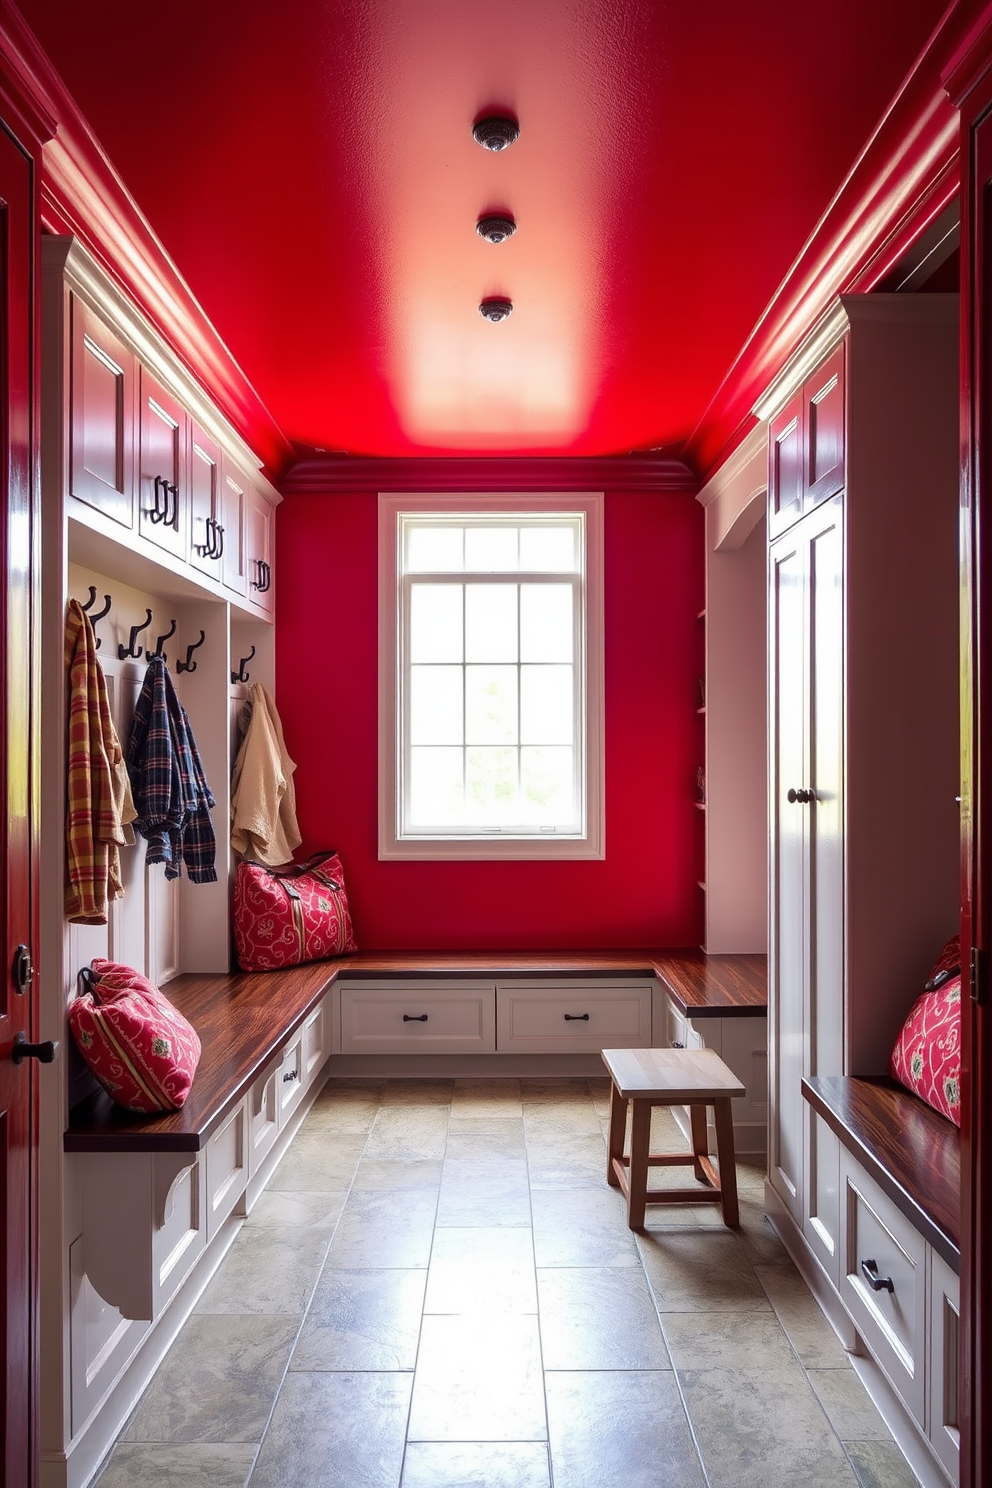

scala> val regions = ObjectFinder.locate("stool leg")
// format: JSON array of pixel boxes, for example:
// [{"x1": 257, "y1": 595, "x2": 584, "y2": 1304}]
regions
[
  {"x1": 688, "y1": 1102, "x2": 709, "y2": 1185},
  {"x1": 606, "y1": 1081, "x2": 626, "y2": 1188},
  {"x1": 713, "y1": 1099, "x2": 740, "y2": 1228},
  {"x1": 626, "y1": 1100, "x2": 651, "y2": 1230}
]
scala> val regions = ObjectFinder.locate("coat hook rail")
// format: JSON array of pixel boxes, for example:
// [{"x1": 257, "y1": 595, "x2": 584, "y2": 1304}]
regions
[
  {"x1": 118, "y1": 609, "x2": 153, "y2": 661},
  {"x1": 153, "y1": 619, "x2": 177, "y2": 661},
  {"x1": 231, "y1": 645, "x2": 256, "y2": 684},
  {"x1": 176, "y1": 629, "x2": 206, "y2": 674},
  {"x1": 80, "y1": 587, "x2": 112, "y2": 651}
]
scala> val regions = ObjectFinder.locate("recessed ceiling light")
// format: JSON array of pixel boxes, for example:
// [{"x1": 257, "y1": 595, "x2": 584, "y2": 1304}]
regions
[
  {"x1": 473, "y1": 115, "x2": 520, "y2": 152},
  {"x1": 479, "y1": 297, "x2": 513, "y2": 322},
  {"x1": 477, "y1": 214, "x2": 517, "y2": 244}
]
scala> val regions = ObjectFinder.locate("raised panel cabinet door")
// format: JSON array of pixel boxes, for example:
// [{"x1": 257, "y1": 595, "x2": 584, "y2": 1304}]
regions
[
  {"x1": 219, "y1": 462, "x2": 247, "y2": 597},
  {"x1": 245, "y1": 485, "x2": 274, "y2": 614},
  {"x1": 69, "y1": 295, "x2": 135, "y2": 526},
  {"x1": 769, "y1": 533, "x2": 807, "y2": 1222},
  {"x1": 804, "y1": 344, "x2": 845, "y2": 509},
  {"x1": 768, "y1": 389, "x2": 804, "y2": 540},
  {"x1": 188, "y1": 424, "x2": 222, "y2": 578},
  {"x1": 137, "y1": 368, "x2": 187, "y2": 559}
]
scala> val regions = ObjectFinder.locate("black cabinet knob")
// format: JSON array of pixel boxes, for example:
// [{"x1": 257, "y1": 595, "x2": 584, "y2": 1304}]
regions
[{"x1": 787, "y1": 787, "x2": 812, "y2": 804}]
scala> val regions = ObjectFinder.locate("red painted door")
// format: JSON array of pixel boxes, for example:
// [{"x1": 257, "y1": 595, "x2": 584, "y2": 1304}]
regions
[{"x1": 0, "y1": 120, "x2": 40, "y2": 1488}]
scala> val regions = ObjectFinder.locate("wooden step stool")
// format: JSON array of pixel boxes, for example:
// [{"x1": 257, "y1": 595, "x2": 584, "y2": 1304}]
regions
[{"x1": 602, "y1": 1047, "x2": 746, "y2": 1230}]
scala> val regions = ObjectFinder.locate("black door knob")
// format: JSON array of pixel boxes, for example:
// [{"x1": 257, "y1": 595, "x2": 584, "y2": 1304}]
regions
[
  {"x1": 11, "y1": 1032, "x2": 58, "y2": 1064},
  {"x1": 787, "y1": 787, "x2": 812, "y2": 804}
]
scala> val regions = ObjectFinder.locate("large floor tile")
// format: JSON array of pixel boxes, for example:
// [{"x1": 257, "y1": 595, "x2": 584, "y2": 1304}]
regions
[
  {"x1": 408, "y1": 1314, "x2": 546, "y2": 1441},
  {"x1": 247, "y1": 1189, "x2": 346, "y2": 1230},
  {"x1": 537, "y1": 1266, "x2": 671, "y2": 1370},
  {"x1": 353, "y1": 1158, "x2": 443, "y2": 1191},
  {"x1": 269, "y1": 1130, "x2": 368, "y2": 1190},
  {"x1": 531, "y1": 1188, "x2": 639, "y2": 1267},
  {"x1": 545, "y1": 1371, "x2": 705, "y2": 1488},
  {"x1": 436, "y1": 1157, "x2": 531, "y2": 1226},
  {"x1": 845, "y1": 1440, "x2": 923, "y2": 1488},
  {"x1": 194, "y1": 1225, "x2": 329, "y2": 1315},
  {"x1": 445, "y1": 1117, "x2": 527, "y2": 1160},
  {"x1": 363, "y1": 1105, "x2": 450, "y2": 1161},
  {"x1": 755, "y1": 1262, "x2": 851, "y2": 1367},
  {"x1": 381, "y1": 1078, "x2": 455, "y2": 1104},
  {"x1": 249, "y1": 1372, "x2": 411, "y2": 1488},
  {"x1": 637, "y1": 1229, "x2": 771, "y2": 1312},
  {"x1": 678, "y1": 1366, "x2": 861, "y2": 1488},
  {"x1": 425, "y1": 1227, "x2": 537, "y2": 1313},
  {"x1": 451, "y1": 1078, "x2": 523, "y2": 1118},
  {"x1": 122, "y1": 1314, "x2": 297, "y2": 1443},
  {"x1": 523, "y1": 1103, "x2": 604, "y2": 1139},
  {"x1": 401, "y1": 1442, "x2": 551, "y2": 1488},
  {"x1": 521, "y1": 1079, "x2": 598, "y2": 1106},
  {"x1": 305, "y1": 1085, "x2": 383, "y2": 1133},
  {"x1": 525, "y1": 1134, "x2": 608, "y2": 1190},
  {"x1": 661, "y1": 1309, "x2": 799, "y2": 1371},
  {"x1": 808, "y1": 1367, "x2": 894, "y2": 1441},
  {"x1": 95, "y1": 1443, "x2": 256, "y2": 1488},
  {"x1": 292, "y1": 1268, "x2": 427, "y2": 1371},
  {"x1": 324, "y1": 1187, "x2": 438, "y2": 1268}
]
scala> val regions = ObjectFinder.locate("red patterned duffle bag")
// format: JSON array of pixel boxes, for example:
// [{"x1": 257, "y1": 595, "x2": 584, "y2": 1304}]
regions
[
  {"x1": 68, "y1": 959, "x2": 202, "y2": 1112},
  {"x1": 889, "y1": 936, "x2": 961, "y2": 1126},
  {"x1": 233, "y1": 850, "x2": 357, "y2": 971}
]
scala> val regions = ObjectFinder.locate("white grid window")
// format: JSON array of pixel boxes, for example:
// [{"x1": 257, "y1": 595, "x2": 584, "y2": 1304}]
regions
[{"x1": 379, "y1": 494, "x2": 604, "y2": 860}]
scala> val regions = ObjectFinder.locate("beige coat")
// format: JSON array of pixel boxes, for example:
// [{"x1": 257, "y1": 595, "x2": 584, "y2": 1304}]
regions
[{"x1": 230, "y1": 684, "x2": 302, "y2": 865}]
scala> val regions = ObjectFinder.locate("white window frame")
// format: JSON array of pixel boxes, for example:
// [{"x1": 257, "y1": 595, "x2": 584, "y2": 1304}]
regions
[{"x1": 378, "y1": 492, "x2": 604, "y2": 860}]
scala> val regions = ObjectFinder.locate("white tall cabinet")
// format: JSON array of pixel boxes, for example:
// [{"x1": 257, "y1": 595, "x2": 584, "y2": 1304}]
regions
[{"x1": 762, "y1": 295, "x2": 960, "y2": 1279}]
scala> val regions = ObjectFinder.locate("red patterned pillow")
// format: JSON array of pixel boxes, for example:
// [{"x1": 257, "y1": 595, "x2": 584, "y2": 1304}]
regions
[
  {"x1": 68, "y1": 959, "x2": 201, "y2": 1112},
  {"x1": 889, "y1": 964, "x2": 961, "y2": 1127}
]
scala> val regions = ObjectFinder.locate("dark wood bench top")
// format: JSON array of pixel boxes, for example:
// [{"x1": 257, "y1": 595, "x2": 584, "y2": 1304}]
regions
[
  {"x1": 64, "y1": 949, "x2": 767, "y2": 1154},
  {"x1": 328, "y1": 948, "x2": 768, "y2": 1018},
  {"x1": 803, "y1": 1074, "x2": 960, "y2": 1271},
  {"x1": 64, "y1": 963, "x2": 335, "y2": 1154}
]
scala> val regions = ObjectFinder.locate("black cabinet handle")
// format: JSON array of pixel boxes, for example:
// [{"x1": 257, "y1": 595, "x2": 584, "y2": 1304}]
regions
[
  {"x1": 11, "y1": 1032, "x2": 58, "y2": 1065},
  {"x1": 787, "y1": 787, "x2": 812, "y2": 804},
  {"x1": 212, "y1": 523, "x2": 225, "y2": 559},
  {"x1": 167, "y1": 482, "x2": 179, "y2": 529},
  {"x1": 253, "y1": 558, "x2": 271, "y2": 593},
  {"x1": 563, "y1": 1012, "x2": 590, "y2": 1021},
  {"x1": 283, "y1": 1068, "x2": 299, "y2": 1083},
  {"x1": 150, "y1": 474, "x2": 167, "y2": 524},
  {"x1": 671, "y1": 1040, "x2": 685, "y2": 1048},
  {"x1": 860, "y1": 1258, "x2": 894, "y2": 1293},
  {"x1": 403, "y1": 1014, "x2": 429, "y2": 1022}
]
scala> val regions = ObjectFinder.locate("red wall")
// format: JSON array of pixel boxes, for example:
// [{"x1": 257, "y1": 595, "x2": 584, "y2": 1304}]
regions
[{"x1": 276, "y1": 488, "x2": 704, "y2": 949}]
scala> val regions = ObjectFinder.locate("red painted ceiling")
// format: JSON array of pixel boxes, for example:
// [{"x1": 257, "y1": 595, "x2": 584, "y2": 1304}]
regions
[{"x1": 18, "y1": 0, "x2": 951, "y2": 463}]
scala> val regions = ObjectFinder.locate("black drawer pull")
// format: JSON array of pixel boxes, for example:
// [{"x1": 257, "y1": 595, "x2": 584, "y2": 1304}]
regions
[
  {"x1": 860, "y1": 1258, "x2": 894, "y2": 1293},
  {"x1": 282, "y1": 1069, "x2": 299, "y2": 1083},
  {"x1": 403, "y1": 1014, "x2": 428, "y2": 1022},
  {"x1": 671, "y1": 1040, "x2": 685, "y2": 1048},
  {"x1": 563, "y1": 1012, "x2": 590, "y2": 1021}
]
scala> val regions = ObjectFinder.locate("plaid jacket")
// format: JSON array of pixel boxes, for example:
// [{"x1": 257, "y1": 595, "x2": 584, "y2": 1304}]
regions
[
  {"x1": 127, "y1": 655, "x2": 217, "y2": 883},
  {"x1": 64, "y1": 601, "x2": 137, "y2": 922}
]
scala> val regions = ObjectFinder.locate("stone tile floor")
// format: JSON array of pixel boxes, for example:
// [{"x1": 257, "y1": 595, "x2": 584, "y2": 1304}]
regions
[{"x1": 94, "y1": 1078, "x2": 922, "y2": 1488}]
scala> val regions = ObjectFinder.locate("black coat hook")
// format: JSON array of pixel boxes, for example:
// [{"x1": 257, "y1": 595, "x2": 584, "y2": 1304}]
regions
[
  {"x1": 231, "y1": 646, "x2": 256, "y2": 684},
  {"x1": 176, "y1": 629, "x2": 206, "y2": 674},
  {"x1": 118, "y1": 609, "x2": 153, "y2": 661},
  {"x1": 80, "y1": 587, "x2": 112, "y2": 651},
  {"x1": 153, "y1": 619, "x2": 177, "y2": 661}
]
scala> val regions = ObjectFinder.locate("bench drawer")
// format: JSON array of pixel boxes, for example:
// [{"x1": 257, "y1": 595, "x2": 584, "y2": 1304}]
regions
[
  {"x1": 339, "y1": 980, "x2": 496, "y2": 1054},
  {"x1": 247, "y1": 1057, "x2": 280, "y2": 1176},
  {"x1": 278, "y1": 1033, "x2": 307, "y2": 1122},
  {"x1": 496, "y1": 980, "x2": 652, "y2": 1054},
  {"x1": 839, "y1": 1150, "x2": 927, "y2": 1424}
]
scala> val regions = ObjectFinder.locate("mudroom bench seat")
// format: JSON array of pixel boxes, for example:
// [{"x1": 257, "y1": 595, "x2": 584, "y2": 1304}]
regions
[{"x1": 801, "y1": 1075, "x2": 960, "y2": 1486}]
